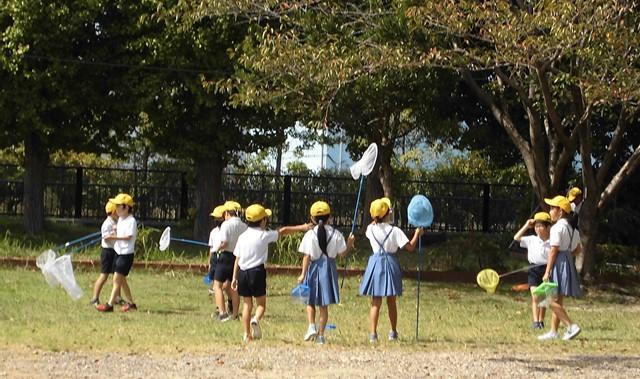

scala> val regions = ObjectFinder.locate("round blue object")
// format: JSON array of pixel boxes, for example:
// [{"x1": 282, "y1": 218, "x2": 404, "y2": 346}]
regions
[
  {"x1": 407, "y1": 195, "x2": 434, "y2": 227},
  {"x1": 203, "y1": 275, "x2": 212, "y2": 285}
]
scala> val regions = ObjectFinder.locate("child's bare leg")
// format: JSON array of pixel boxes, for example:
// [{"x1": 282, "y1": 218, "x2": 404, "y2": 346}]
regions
[
  {"x1": 387, "y1": 296, "x2": 398, "y2": 332},
  {"x1": 306, "y1": 305, "x2": 316, "y2": 325},
  {"x1": 242, "y1": 297, "x2": 253, "y2": 338},
  {"x1": 213, "y1": 280, "x2": 226, "y2": 315},
  {"x1": 107, "y1": 273, "x2": 124, "y2": 305},
  {"x1": 91, "y1": 273, "x2": 109, "y2": 301},
  {"x1": 228, "y1": 285, "x2": 240, "y2": 317},
  {"x1": 254, "y1": 295, "x2": 266, "y2": 321},
  {"x1": 530, "y1": 292, "x2": 539, "y2": 322},
  {"x1": 121, "y1": 278, "x2": 133, "y2": 303},
  {"x1": 550, "y1": 296, "x2": 571, "y2": 329},
  {"x1": 370, "y1": 297, "x2": 383, "y2": 336},
  {"x1": 318, "y1": 306, "x2": 328, "y2": 335}
]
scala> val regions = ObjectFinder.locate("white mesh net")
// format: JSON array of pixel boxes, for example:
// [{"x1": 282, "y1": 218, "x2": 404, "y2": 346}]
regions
[
  {"x1": 159, "y1": 226, "x2": 171, "y2": 251},
  {"x1": 349, "y1": 143, "x2": 378, "y2": 180}
]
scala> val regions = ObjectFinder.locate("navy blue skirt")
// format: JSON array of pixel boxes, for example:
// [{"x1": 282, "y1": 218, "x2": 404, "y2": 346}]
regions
[
  {"x1": 552, "y1": 250, "x2": 582, "y2": 297},
  {"x1": 359, "y1": 253, "x2": 403, "y2": 297},
  {"x1": 306, "y1": 255, "x2": 340, "y2": 306}
]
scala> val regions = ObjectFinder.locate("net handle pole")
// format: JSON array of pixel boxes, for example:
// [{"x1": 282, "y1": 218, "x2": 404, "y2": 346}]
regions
[
  {"x1": 170, "y1": 237, "x2": 210, "y2": 248},
  {"x1": 499, "y1": 263, "x2": 546, "y2": 278},
  {"x1": 53, "y1": 231, "x2": 102, "y2": 251},
  {"x1": 415, "y1": 236, "x2": 422, "y2": 341},
  {"x1": 341, "y1": 175, "x2": 365, "y2": 289},
  {"x1": 65, "y1": 237, "x2": 102, "y2": 255}
]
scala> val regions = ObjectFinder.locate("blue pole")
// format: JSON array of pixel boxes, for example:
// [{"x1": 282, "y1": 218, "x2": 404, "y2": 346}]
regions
[
  {"x1": 342, "y1": 175, "x2": 365, "y2": 289},
  {"x1": 53, "y1": 231, "x2": 102, "y2": 252},
  {"x1": 65, "y1": 236, "x2": 102, "y2": 255},
  {"x1": 170, "y1": 237, "x2": 210, "y2": 248},
  {"x1": 416, "y1": 236, "x2": 422, "y2": 340}
]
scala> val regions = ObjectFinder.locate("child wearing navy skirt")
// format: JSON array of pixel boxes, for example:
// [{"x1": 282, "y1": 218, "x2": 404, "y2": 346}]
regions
[
  {"x1": 538, "y1": 195, "x2": 582, "y2": 341},
  {"x1": 297, "y1": 201, "x2": 355, "y2": 344},
  {"x1": 359, "y1": 197, "x2": 423, "y2": 342}
]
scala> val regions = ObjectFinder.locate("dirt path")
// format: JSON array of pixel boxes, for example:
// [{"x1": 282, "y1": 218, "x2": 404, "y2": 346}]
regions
[{"x1": 2, "y1": 346, "x2": 639, "y2": 378}]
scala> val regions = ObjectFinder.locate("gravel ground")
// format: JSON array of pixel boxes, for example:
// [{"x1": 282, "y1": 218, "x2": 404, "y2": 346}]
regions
[{"x1": 2, "y1": 346, "x2": 639, "y2": 378}]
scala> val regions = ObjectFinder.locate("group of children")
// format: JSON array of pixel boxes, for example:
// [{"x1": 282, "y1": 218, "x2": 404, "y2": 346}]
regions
[
  {"x1": 90, "y1": 193, "x2": 138, "y2": 312},
  {"x1": 88, "y1": 188, "x2": 585, "y2": 343},
  {"x1": 513, "y1": 189, "x2": 583, "y2": 341}
]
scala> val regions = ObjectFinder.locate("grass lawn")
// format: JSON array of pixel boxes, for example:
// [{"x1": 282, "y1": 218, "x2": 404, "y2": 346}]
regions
[{"x1": 1, "y1": 266, "x2": 639, "y2": 356}]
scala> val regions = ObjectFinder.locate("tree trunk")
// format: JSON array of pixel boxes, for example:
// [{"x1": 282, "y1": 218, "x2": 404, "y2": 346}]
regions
[
  {"x1": 377, "y1": 142, "x2": 394, "y2": 199},
  {"x1": 192, "y1": 156, "x2": 224, "y2": 241},
  {"x1": 362, "y1": 158, "x2": 384, "y2": 231},
  {"x1": 577, "y1": 196, "x2": 600, "y2": 282},
  {"x1": 23, "y1": 132, "x2": 48, "y2": 235}
]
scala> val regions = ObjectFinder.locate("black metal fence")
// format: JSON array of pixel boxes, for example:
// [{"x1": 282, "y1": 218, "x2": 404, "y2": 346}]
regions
[{"x1": 0, "y1": 164, "x2": 533, "y2": 232}]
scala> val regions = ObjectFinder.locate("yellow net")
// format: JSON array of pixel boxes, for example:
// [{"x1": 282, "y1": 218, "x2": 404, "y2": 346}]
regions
[{"x1": 476, "y1": 269, "x2": 500, "y2": 294}]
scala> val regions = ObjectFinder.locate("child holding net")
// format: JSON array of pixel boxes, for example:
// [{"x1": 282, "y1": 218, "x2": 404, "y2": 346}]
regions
[
  {"x1": 513, "y1": 212, "x2": 552, "y2": 330},
  {"x1": 537, "y1": 195, "x2": 582, "y2": 341},
  {"x1": 297, "y1": 201, "x2": 355, "y2": 344},
  {"x1": 358, "y1": 197, "x2": 423, "y2": 343}
]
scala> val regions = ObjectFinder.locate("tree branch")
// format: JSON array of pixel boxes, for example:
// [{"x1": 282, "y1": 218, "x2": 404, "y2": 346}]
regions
[
  {"x1": 535, "y1": 65, "x2": 568, "y2": 145},
  {"x1": 596, "y1": 106, "x2": 632, "y2": 186},
  {"x1": 599, "y1": 144, "x2": 640, "y2": 210}
]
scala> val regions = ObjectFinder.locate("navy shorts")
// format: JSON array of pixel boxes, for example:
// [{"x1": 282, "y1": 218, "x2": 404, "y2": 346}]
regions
[
  {"x1": 528, "y1": 265, "x2": 546, "y2": 287},
  {"x1": 238, "y1": 265, "x2": 267, "y2": 298},
  {"x1": 213, "y1": 251, "x2": 236, "y2": 282},
  {"x1": 100, "y1": 248, "x2": 117, "y2": 274},
  {"x1": 114, "y1": 254, "x2": 135, "y2": 276}
]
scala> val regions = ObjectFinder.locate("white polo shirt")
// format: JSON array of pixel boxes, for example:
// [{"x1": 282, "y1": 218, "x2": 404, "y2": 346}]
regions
[
  {"x1": 298, "y1": 225, "x2": 347, "y2": 260},
  {"x1": 219, "y1": 216, "x2": 248, "y2": 252},
  {"x1": 365, "y1": 223, "x2": 409, "y2": 254},
  {"x1": 519, "y1": 235, "x2": 550, "y2": 265},
  {"x1": 208, "y1": 226, "x2": 221, "y2": 254},
  {"x1": 100, "y1": 216, "x2": 116, "y2": 249},
  {"x1": 234, "y1": 227, "x2": 279, "y2": 270},
  {"x1": 114, "y1": 215, "x2": 137, "y2": 255},
  {"x1": 550, "y1": 218, "x2": 581, "y2": 252}
]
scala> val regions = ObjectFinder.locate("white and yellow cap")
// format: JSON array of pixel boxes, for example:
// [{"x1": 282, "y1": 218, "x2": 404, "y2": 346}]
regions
[
  {"x1": 105, "y1": 200, "x2": 117, "y2": 214},
  {"x1": 567, "y1": 187, "x2": 582, "y2": 202},
  {"x1": 109, "y1": 193, "x2": 135, "y2": 207},
  {"x1": 245, "y1": 204, "x2": 272, "y2": 222},
  {"x1": 544, "y1": 195, "x2": 571, "y2": 214},
  {"x1": 310, "y1": 201, "x2": 331, "y2": 217},
  {"x1": 210, "y1": 205, "x2": 226, "y2": 218}
]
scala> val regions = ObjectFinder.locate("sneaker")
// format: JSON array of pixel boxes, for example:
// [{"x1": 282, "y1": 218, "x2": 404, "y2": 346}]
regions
[
  {"x1": 218, "y1": 313, "x2": 231, "y2": 322},
  {"x1": 115, "y1": 298, "x2": 127, "y2": 306},
  {"x1": 304, "y1": 324, "x2": 317, "y2": 341},
  {"x1": 562, "y1": 324, "x2": 581, "y2": 340},
  {"x1": 388, "y1": 330, "x2": 398, "y2": 341},
  {"x1": 96, "y1": 303, "x2": 113, "y2": 312},
  {"x1": 531, "y1": 321, "x2": 543, "y2": 330},
  {"x1": 316, "y1": 335, "x2": 326, "y2": 345},
  {"x1": 369, "y1": 334, "x2": 378, "y2": 343},
  {"x1": 88, "y1": 298, "x2": 99, "y2": 306},
  {"x1": 121, "y1": 303, "x2": 137, "y2": 312},
  {"x1": 537, "y1": 330, "x2": 558, "y2": 341},
  {"x1": 540, "y1": 321, "x2": 545, "y2": 329},
  {"x1": 251, "y1": 317, "x2": 262, "y2": 340}
]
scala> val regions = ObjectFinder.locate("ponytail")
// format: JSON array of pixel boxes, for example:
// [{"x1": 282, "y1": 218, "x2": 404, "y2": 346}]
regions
[{"x1": 315, "y1": 216, "x2": 329, "y2": 256}]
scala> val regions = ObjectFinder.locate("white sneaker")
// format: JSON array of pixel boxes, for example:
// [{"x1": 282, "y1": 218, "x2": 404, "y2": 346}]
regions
[
  {"x1": 562, "y1": 324, "x2": 581, "y2": 340},
  {"x1": 250, "y1": 317, "x2": 262, "y2": 340},
  {"x1": 537, "y1": 330, "x2": 558, "y2": 341},
  {"x1": 304, "y1": 324, "x2": 317, "y2": 341}
]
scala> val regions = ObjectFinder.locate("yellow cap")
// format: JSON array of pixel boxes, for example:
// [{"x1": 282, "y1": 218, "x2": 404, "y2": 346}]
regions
[
  {"x1": 533, "y1": 212, "x2": 551, "y2": 223},
  {"x1": 210, "y1": 205, "x2": 226, "y2": 218},
  {"x1": 567, "y1": 187, "x2": 582, "y2": 202},
  {"x1": 223, "y1": 200, "x2": 242, "y2": 212},
  {"x1": 380, "y1": 197, "x2": 392, "y2": 209},
  {"x1": 544, "y1": 195, "x2": 571, "y2": 214},
  {"x1": 245, "y1": 204, "x2": 272, "y2": 222},
  {"x1": 310, "y1": 201, "x2": 331, "y2": 217},
  {"x1": 109, "y1": 193, "x2": 135, "y2": 207},
  {"x1": 105, "y1": 200, "x2": 117, "y2": 214},
  {"x1": 370, "y1": 198, "x2": 390, "y2": 219}
]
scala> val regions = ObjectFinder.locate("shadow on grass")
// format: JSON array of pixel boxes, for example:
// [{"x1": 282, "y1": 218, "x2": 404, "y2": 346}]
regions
[
  {"x1": 490, "y1": 354, "x2": 640, "y2": 371},
  {"x1": 146, "y1": 306, "x2": 199, "y2": 316}
]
